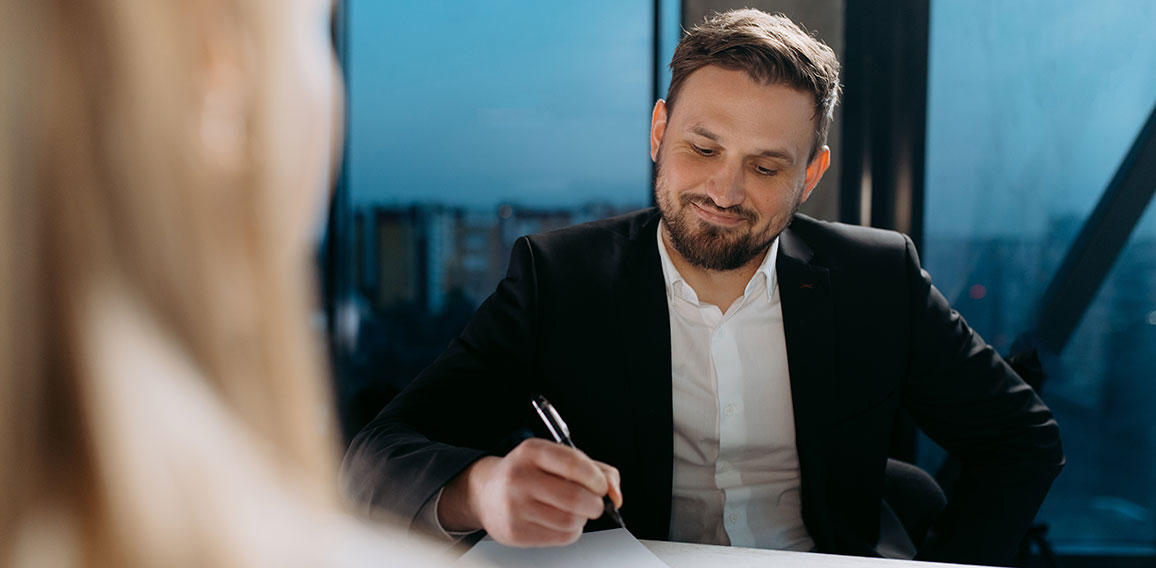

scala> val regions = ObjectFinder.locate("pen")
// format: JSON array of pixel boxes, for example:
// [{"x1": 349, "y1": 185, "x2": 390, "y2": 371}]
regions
[{"x1": 531, "y1": 394, "x2": 627, "y2": 529}]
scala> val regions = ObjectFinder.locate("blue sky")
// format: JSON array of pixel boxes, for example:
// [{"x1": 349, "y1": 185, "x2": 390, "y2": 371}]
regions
[
  {"x1": 924, "y1": 0, "x2": 1156, "y2": 238},
  {"x1": 347, "y1": 0, "x2": 655, "y2": 209},
  {"x1": 346, "y1": 0, "x2": 1156, "y2": 237}
]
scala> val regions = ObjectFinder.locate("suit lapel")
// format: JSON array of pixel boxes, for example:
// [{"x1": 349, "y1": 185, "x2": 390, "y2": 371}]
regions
[
  {"x1": 612, "y1": 211, "x2": 674, "y2": 541},
  {"x1": 777, "y1": 222, "x2": 838, "y2": 550}
]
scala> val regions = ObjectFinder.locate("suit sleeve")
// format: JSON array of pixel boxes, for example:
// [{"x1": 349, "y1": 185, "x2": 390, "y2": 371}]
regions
[
  {"x1": 340, "y1": 236, "x2": 541, "y2": 532},
  {"x1": 900, "y1": 236, "x2": 1065, "y2": 566}
]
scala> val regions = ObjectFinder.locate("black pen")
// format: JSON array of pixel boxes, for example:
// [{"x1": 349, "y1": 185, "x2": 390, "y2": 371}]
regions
[{"x1": 531, "y1": 394, "x2": 627, "y2": 529}]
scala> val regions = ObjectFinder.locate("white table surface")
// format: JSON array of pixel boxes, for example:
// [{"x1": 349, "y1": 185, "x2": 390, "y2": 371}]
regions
[{"x1": 639, "y1": 540, "x2": 978, "y2": 568}]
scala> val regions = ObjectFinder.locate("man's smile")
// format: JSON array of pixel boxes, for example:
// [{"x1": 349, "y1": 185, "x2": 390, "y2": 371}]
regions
[{"x1": 690, "y1": 201, "x2": 748, "y2": 227}]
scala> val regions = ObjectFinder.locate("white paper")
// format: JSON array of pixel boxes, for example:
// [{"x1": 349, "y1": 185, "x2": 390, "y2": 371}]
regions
[{"x1": 460, "y1": 528, "x2": 671, "y2": 567}]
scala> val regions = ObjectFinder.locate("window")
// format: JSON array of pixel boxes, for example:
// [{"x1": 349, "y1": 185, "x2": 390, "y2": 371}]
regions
[
  {"x1": 1043, "y1": 203, "x2": 1156, "y2": 554},
  {"x1": 922, "y1": 0, "x2": 1156, "y2": 555},
  {"x1": 334, "y1": 0, "x2": 679, "y2": 436}
]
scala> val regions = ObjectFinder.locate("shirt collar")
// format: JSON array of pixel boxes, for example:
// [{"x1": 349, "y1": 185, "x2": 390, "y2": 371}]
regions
[{"x1": 656, "y1": 221, "x2": 779, "y2": 304}]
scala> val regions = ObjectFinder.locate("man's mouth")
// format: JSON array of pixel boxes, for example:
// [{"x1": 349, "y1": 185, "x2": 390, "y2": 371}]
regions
[{"x1": 690, "y1": 201, "x2": 747, "y2": 227}]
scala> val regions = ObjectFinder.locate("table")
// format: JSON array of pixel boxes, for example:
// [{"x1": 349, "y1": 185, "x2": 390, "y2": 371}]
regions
[{"x1": 639, "y1": 540, "x2": 978, "y2": 568}]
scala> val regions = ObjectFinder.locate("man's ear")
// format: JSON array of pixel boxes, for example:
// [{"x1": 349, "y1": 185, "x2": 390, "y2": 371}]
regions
[
  {"x1": 799, "y1": 146, "x2": 831, "y2": 204},
  {"x1": 650, "y1": 100, "x2": 668, "y2": 162}
]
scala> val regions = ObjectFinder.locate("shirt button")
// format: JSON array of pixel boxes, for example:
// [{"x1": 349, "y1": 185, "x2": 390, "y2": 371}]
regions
[
  {"x1": 729, "y1": 512, "x2": 739, "y2": 523},
  {"x1": 724, "y1": 403, "x2": 736, "y2": 416}
]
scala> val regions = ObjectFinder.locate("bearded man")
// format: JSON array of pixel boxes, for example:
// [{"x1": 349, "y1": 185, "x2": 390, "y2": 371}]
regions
[{"x1": 343, "y1": 9, "x2": 1062, "y2": 567}]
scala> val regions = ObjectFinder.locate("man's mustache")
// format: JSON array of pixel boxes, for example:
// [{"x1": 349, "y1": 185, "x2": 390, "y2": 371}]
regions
[{"x1": 679, "y1": 194, "x2": 757, "y2": 223}]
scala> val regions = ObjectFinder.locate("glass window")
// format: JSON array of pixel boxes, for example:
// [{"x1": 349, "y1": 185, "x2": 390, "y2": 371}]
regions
[
  {"x1": 922, "y1": 0, "x2": 1156, "y2": 555},
  {"x1": 1041, "y1": 203, "x2": 1156, "y2": 554},
  {"x1": 338, "y1": 0, "x2": 675, "y2": 434}
]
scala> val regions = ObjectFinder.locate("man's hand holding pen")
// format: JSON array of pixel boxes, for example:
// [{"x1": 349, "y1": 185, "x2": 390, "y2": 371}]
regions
[{"x1": 437, "y1": 438, "x2": 623, "y2": 547}]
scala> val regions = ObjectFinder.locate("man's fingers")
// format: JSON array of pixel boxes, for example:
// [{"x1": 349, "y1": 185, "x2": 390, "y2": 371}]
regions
[
  {"x1": 524, "y1": 470, "x2": 605, "y2": 520},
  {"x1": 595, "y1": 462, "x2": 623, "y2": 509},
  {"x1": 520, "y1": 439, "x2": 609, "y2": 497},
  {"x1": 473, "y1": 440, "x2": 628, "y2": 548}
]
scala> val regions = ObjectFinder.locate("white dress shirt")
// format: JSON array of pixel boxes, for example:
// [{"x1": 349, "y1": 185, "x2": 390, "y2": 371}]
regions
[{"x1": 657, "y1": 223, "x2": 814, "y2": 551}]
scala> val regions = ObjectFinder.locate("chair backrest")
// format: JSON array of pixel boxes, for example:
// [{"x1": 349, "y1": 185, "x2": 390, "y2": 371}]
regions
[{"x1": 883, "y1": 458, "x2": 947, "y2": 552}]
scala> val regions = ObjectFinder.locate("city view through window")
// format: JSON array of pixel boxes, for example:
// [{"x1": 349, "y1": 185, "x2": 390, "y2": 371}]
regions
[
  {"x1": 340, "y1": 0, "x2": 659, "y2": 429},
  {"x1": 921, "y1": 0, "x2": 1156, "y2": 553},
  {"x1": 336, "y1": 0, "x2": 1155, "y2": 556}
]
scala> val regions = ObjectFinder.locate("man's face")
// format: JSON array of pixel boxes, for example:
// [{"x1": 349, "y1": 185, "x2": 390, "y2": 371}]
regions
[{"x1": 650, "y1": 66, "x2": 830, "y2": 272}]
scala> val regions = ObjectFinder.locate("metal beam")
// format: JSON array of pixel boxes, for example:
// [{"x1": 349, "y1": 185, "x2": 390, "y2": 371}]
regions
[
  {"x1": 1034, "y1": 104, "x2": 1156, "y2": 354},
  {"x1": 651, "y1": 0, "x2": 663, "y2": 206}
]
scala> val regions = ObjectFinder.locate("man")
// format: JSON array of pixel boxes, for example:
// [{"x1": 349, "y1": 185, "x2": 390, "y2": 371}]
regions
[{"x1": 343, "y1": 9, "x2": 1063, "y2": 566}]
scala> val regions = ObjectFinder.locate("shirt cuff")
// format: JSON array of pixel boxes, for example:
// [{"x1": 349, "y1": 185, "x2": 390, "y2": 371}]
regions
[{"x1": 415, "y1": 487, "x2": 482, "y2": 542}]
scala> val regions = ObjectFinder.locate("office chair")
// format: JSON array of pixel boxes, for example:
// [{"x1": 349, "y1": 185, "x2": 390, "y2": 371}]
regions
[{"x1": 884, "y1": 457, "x2": 948, "y2": 552}]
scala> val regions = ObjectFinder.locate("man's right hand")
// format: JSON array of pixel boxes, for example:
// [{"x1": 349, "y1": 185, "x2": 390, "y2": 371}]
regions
[{"x1": 437, "y1": 438, "x2": 623, "y2": 547}]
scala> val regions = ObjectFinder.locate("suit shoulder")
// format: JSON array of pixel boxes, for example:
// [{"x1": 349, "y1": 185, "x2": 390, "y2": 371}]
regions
[
  {"x1": 500, "y1": 208, "x2": 660, "y2": 285},
  {"x1": 522, "y1": 208, "x2": 658, "y2": 257},
  {"x1": 787, "y1": 214, "x2": 914, "y2": 268}
]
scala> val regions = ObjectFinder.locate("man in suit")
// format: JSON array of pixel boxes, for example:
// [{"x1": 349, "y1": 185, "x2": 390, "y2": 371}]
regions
[{"x1": 343, "y1": 9, "x2": 1063, "y2": 566}]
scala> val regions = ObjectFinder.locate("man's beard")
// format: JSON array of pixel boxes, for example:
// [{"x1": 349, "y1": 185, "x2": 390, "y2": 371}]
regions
[{"x1": 654, "y1": 159, "x2": 798, "y2": 272}]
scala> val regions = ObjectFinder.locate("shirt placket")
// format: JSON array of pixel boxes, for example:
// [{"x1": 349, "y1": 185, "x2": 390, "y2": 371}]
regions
[{"x1": 710, "y1": 305, "x2": 753, "y2": 545}]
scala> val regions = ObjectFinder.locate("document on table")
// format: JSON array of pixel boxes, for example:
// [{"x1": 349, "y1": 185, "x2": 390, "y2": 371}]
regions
[{"x1": 460, "y1": 528, "x2": 670, "y2": 567}]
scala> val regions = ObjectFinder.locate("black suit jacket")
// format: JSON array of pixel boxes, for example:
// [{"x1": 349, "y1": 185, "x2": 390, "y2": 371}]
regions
[{"x1": 344, "y1": 209, "x2": 1063, "y2": 566}]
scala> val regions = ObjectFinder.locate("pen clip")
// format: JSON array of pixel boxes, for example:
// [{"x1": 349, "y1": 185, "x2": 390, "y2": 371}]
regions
[{"x1": 531, "y1": 394, "x2": 572, "y2": 446}]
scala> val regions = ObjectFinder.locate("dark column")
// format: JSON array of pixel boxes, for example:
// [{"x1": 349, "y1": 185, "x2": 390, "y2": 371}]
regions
[{"x1": 840, "y1": 0, "x2": 929, "y2": 253}]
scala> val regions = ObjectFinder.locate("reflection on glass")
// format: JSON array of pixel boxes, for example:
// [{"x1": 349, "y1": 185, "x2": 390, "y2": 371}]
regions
[{"x1": 922, "y1": 0, "x2": 1156, "y2": 554}]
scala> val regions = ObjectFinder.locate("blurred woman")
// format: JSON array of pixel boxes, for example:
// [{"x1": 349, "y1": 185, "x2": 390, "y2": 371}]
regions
[{"x1": 0, "y1": 0, "x2": 468, "y2": 565}]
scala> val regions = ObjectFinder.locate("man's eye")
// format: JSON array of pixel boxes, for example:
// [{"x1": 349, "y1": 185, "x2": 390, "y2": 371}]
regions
[
  {"x1": 754, "y1": 165, "x2": 777, "y2": 176},
  {"x1": 692, "y1": 145, "x2": 715, "y2": 157}
]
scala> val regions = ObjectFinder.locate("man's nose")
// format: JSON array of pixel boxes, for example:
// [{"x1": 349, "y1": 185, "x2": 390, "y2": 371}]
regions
[{"x1": 704, "y1": 160, "x2": 746, "y2": 209}]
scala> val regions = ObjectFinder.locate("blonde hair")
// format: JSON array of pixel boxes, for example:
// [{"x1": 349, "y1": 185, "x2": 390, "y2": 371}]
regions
[{"x1": 1, "y1": 0, "x2": 349, "y2": 565}]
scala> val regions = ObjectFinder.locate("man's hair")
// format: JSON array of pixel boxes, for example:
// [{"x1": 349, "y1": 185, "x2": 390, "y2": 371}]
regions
[{"x1": 666, "y1": 9, "x2": 841, "y2": 161}]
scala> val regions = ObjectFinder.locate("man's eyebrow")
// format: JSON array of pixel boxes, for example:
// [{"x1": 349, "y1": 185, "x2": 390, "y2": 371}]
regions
[
  {"x1": 755, "y1": 147, "x2": 795, "y2": 162},
  {"x1": 687, "y1": 125, "x2": 795, "y2": 163},
  {"x1": 688, "y1": 125, "x2": 721, "y2": 142}
]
